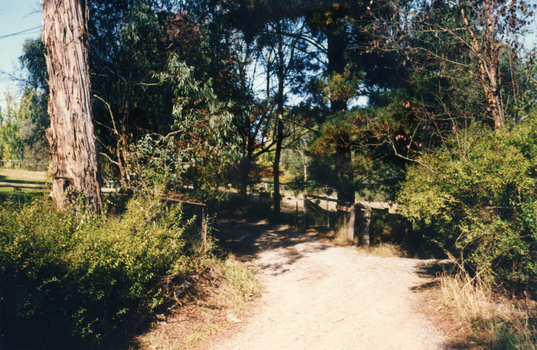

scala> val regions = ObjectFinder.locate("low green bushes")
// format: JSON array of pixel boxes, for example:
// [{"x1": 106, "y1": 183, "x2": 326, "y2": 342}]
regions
[
  {"x1": 398, "y1": 115, "x2": 537, "y2": 290},
  {"x1": 0, "y1": 196, "x2": 202, "y2": 348}
]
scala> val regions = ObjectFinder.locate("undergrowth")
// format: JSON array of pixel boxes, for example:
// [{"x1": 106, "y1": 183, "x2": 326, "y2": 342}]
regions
[
  {"x1": 134, "y1": 254, "x2": 259, "y2": 349},
  {"x1": 0, "y1": 195, "x2": 205, "y2": 349}
]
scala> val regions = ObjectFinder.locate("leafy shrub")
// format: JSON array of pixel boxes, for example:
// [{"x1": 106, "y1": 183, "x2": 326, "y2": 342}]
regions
[
  {"x1": 0, "y1": 196, "x2": 201, "y2": 348},
  {"x1": 398, "y1": 116, "x2": 537, "y2": 290}
]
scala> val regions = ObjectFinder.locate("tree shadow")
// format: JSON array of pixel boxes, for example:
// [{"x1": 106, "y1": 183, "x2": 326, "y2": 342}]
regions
[
  {"x1": 410, "y1": 259, "x2": 456, "y2": 291},
  {"x1": 215, "y1": 216, "x2": 330, "y2": 276}
]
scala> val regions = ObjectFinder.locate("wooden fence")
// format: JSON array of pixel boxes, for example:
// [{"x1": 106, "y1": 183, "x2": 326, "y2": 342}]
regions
[{"x1": 303, "y1": 193, "x2": 400, "y2": 245}]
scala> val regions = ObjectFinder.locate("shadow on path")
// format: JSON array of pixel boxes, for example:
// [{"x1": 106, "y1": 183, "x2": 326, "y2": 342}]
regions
[{"x1": 215, "y1": 217, "x2": 329, "y2": 275}]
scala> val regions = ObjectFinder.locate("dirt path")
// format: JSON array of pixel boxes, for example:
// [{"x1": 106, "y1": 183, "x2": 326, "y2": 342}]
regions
[{"x1": 206, "y1": 219, "x2": 454, "y2": 350}]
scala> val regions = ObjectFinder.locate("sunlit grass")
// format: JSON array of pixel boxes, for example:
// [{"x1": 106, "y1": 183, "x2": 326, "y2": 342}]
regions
[
  {"x1": 358, "y1": 242, "x2": 407, "y2": 258},
  {"x1": 441, "y1": 272, "x2": 537, "y2": 349},
  {"x1": 0, "y1": 169, "x2": 47, "y2": 184},
  {"x1": 0, "y1": 187, "x2": 47, "y2": 201},
  {"x1": 222, "y1": 256, "x2": 260, "y2": 302},
  {"x1": 0, "y1": 169, "x2": 48, "y2": 200}
]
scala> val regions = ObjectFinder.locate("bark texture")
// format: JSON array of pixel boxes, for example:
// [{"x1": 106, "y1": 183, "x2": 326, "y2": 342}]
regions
[{"x1": 43, "y1": 0, "x2": 102, "y2": 212}]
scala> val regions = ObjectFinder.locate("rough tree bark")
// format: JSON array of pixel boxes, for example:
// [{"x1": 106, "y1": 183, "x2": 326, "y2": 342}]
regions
[{"x1": 43, "y1": 0, "x2": 102, "y2": 212}]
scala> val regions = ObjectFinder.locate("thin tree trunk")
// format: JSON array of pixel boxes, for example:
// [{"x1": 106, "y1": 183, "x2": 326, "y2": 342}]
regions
[
  {"x1": 459, "y1": 0, "x2": 504, "y2": 128},
  {"x1": 43, "y1": 0, "x2": 102, "y2": 212},
  {"x1": 273, "y1": 117, "x2": 284, "y2": 217},
  {"x1": 239, "y1": 153, "x2": 251, "y2": 203},
  {"x1": 273, "y1": 23, "x2": 285, "y2": 218},
  {"x1": 118, "y1": 101, "x2": 131, "y2": 188},
  {"x1": 326, "y1": 27, "x2": 355, "y2": 224}
]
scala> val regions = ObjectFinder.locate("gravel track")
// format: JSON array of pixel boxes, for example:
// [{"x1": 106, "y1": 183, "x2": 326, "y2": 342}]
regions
[{"x1": 208, "y1": 219, "x2": 450, "y2": 350}]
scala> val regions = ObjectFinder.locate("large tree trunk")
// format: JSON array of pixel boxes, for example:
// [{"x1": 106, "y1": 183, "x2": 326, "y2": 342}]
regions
[{"x1": 43, "y1": 0, "x2": 102, "y2": 213}]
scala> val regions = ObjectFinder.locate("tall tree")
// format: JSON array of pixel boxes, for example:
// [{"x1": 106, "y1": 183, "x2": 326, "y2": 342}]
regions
[
  {"x1": 227, "y1": 1, "x2": 313, "y2": 211},
  {"x1": 304, "y1": 1, "x2": 366, "y2": 222},
  {"x1": 19, "y1": 38, "x2": 50, "y2": 165},
  {"x1": 43, "y1": 0, "x2": 102, "y2": 212},
  {"x1": 264, "y1": 18, "x2": 311, "y2": 216}
]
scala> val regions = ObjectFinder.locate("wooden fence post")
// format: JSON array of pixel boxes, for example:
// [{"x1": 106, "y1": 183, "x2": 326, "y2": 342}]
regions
[
  {"x1": 303, "y1": 193, "x2": 308, "y2": 227},
  {"x1": 327, "y1": 197, "x2": 330, "y2": 228},
  {"x1": 363, "y1": 206, "x2": 372, "y2": 246},
  {"x1": 201, "y1": 206, "x2": 207, "y2": 246},
  {"x1": 348, "y1": 204, "x2": 356, "y2": 243}
]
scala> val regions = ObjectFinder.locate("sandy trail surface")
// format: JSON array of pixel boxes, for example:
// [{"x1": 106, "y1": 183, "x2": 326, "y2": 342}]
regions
[{"x1": 208, "y1": 219, "x2": 451, "y2": 350}]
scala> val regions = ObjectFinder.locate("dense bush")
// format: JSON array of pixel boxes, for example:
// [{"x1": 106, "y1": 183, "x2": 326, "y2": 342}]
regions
[
  {"x1": 0, "y1": 196, "x2": 201, "y2": 348},
  {"x1": 398, "y1": 115, "x2": 537, "y2": 290}
]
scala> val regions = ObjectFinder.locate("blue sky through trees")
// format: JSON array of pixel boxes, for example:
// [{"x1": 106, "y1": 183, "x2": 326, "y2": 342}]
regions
[{"x1": 0, "y1": 0, "x2": 42, "y2": 110}]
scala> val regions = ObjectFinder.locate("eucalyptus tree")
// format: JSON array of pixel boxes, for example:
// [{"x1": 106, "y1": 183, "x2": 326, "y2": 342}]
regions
[
  {"x1": 361, "y1": 0, "x2": 537, "y2": 284},
  {"x1": 259, "y1": 17, "x2": 314, "y2": 216},
  {"x1": 86, "y1": 0, "x2": 245, "y2": 192},
  {"x1": 43, "y1": 0, "x2": 102, "y2": 212},
  {"x1": 19, "y1": 38, "x2": 50, "y2": 165},
  {"x1": 88, "y1": 0, "x2": 181, "y2": 187},
  {"x1": 369, "y1": 0, "x2": 536, "y2": 130},
  {"x1": 222, "y1": 0, "x2": 317, "y2": 213}
]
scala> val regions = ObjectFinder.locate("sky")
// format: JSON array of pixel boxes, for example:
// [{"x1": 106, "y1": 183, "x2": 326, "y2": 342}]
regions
[
  {"x1": 0, "y1": 1, "x2": 535, "y2": 112},
  {"x1": 0, "y1": 0, "x2": 42, "y2": 110}
]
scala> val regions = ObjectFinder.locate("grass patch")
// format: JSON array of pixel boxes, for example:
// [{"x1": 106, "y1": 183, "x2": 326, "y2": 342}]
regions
[
  {"x1": 0, "y1": 169, "x2": 48, "y2": 201},
  {"x1": 357, "y1": 242, "x2": 407, "y2": 258},
  {"x1": 0, "y1": 168, "x2": 47, "y2": 183},
  {"x1": 139, "y1": 332, "x2": 185, "y2": 350},
  {"x1": 440, "y1": 272, "x2": 537, "y2": 349},
  {"x1": 223, "y1": 256, "x2": 260, "y2": 302},
  {"x1": 183, "y1": 324, "x2": 219, "y2": 344},
  {"x1": 0, "y1": 186, "x2": 46, "y2": 197},
  {"x1": 183, "y1": 331, "x2": 204, "y2": 343}
]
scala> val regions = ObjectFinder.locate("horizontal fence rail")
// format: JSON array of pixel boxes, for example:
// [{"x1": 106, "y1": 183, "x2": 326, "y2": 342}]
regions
[
  {"x1": 0, "y1": 182, "x2": 47, "y2": 189},
  {"x1": 0, "y1": 182, "x2": 130, "y2": 193}
]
